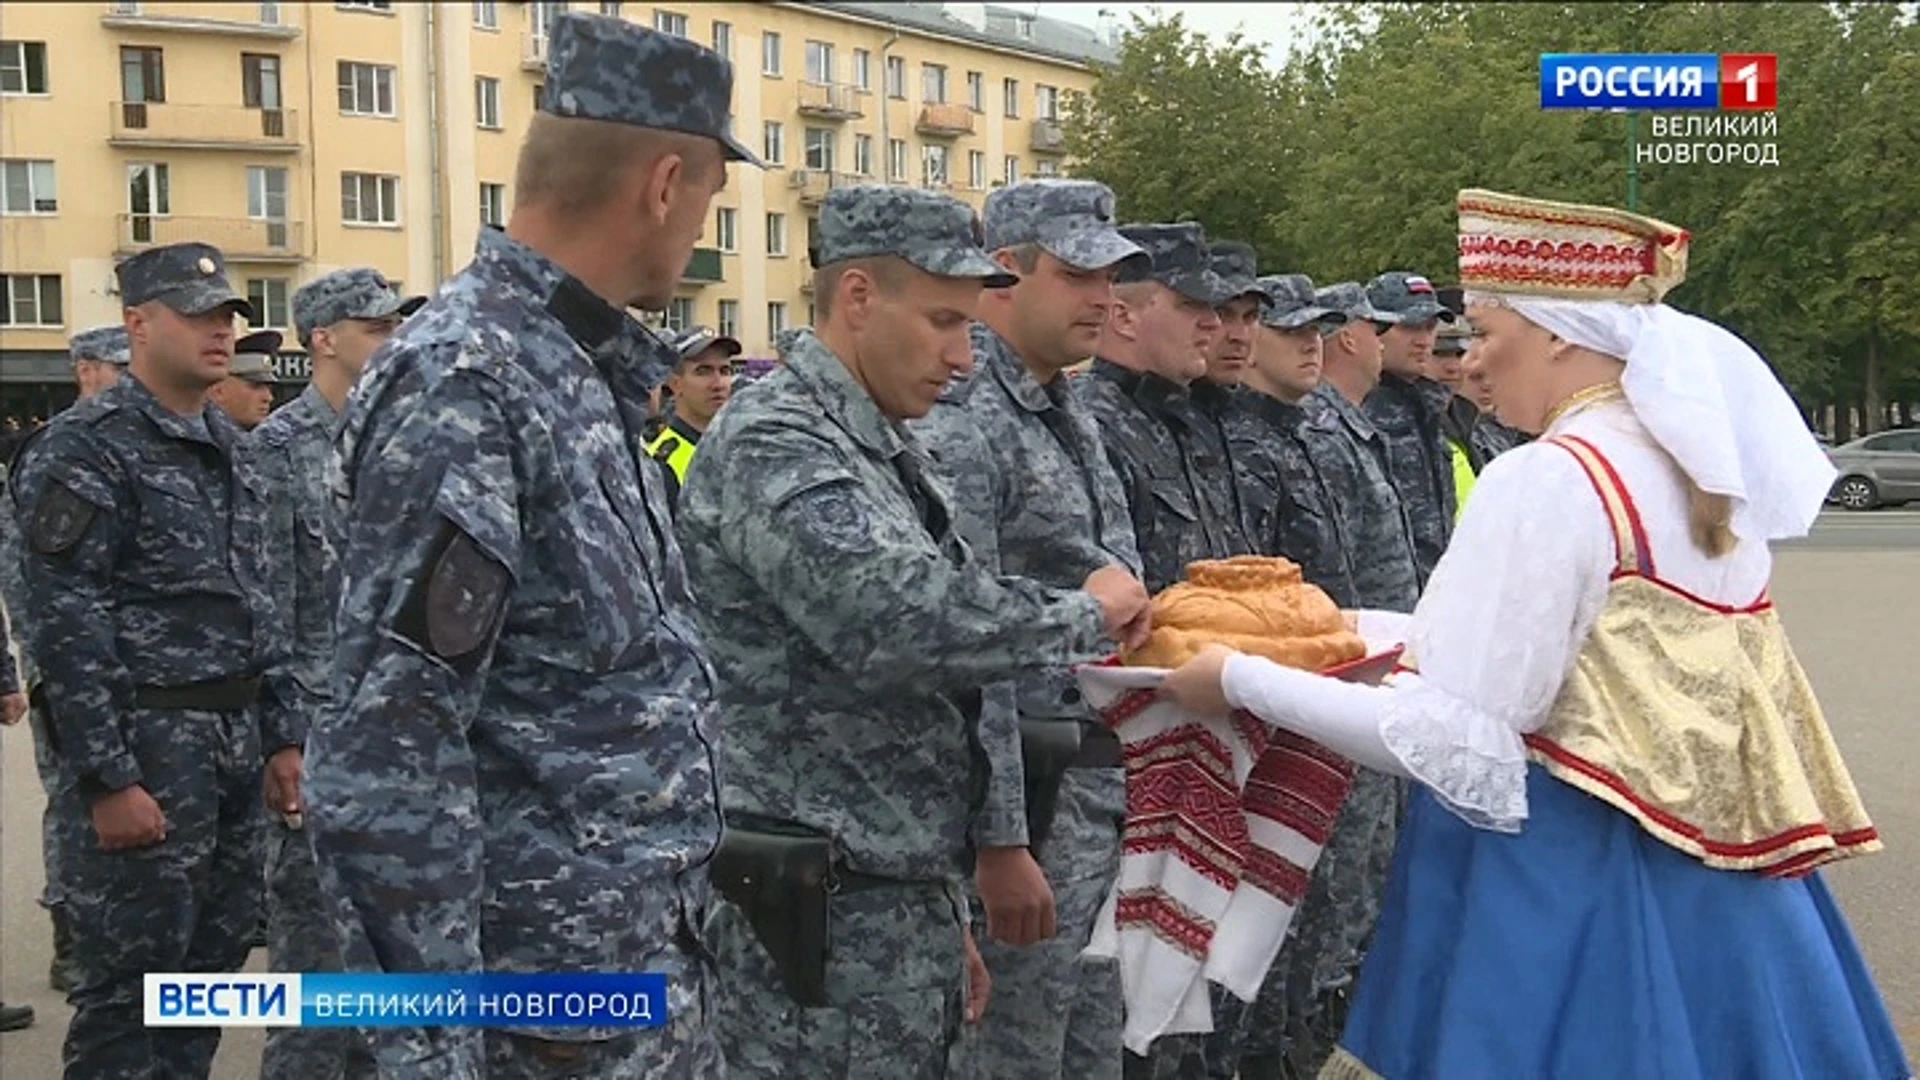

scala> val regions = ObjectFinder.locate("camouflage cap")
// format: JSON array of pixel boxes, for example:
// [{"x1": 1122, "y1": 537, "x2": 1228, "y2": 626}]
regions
[
  {"x1": 230, "y1": 330, "x2": 282, "y2": 383},
  {"x1": 542, "y1": 12, "x2": 761, "y2": 166},
  {"x1": 115, "y1": 242, "x2": 256, "y2": 322},
  {"x1": 1207, "y1": 241, "x2": 1268, "y2": 306},
  {"x1": 1257, "y1": 274, "x2": 1345, "y2": 330},
  {"x1": 69, "y1": 325, "x2": 131, "y2": 366},
  {"x1": 1366, "y1": 271, "x2": 1456, "y2": 326},
  {"x1": 1432, "y1": 320, "x2": 1472, "y2": 356},
  {"x1": 1316, "y1": 282, "x2": 1392, "y2": 328},
  {"x1": 981, "y1": 179, "x2": 1147, "y2": 273},
  {"x1": 774, "y1": 327, "x2": 807, "y2": 359},
  {"x1": 292, "y1": 267, "x2": 425, "y2": 344},
  {"x1": 813, "y1": 185, "x2": 1016, "y2": 287},
  {"x1": 1114, "y1": 223, "x2": 1227, "y2": 305},
  {"x1": 670, "y1": 324, "x2": 742, "y2": 364}
]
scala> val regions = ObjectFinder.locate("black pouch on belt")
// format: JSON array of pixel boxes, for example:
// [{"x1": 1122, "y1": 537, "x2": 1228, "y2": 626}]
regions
[
  {"x1": 1019, "y1": 718, "x2": 1085, "y2": 855},
  {"x1": 710, "y1": 818, "x2": 835, "y2": 1008}
]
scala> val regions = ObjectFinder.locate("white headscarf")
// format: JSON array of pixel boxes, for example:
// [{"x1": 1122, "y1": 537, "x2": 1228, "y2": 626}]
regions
[{"x1": 1483, "y1": 295, "x2": 1835, "y2": 542}]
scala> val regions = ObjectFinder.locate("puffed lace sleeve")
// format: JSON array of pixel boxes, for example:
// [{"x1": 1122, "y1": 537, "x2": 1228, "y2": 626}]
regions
[{"x1": 1380, "y1": 442, "x2": 1615, "y2": 831}]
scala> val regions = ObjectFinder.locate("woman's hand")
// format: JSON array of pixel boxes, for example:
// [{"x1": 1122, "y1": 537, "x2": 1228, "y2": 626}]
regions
[{"x1": 1157, "y1": 644, "x2": 1237, "y2": 716}]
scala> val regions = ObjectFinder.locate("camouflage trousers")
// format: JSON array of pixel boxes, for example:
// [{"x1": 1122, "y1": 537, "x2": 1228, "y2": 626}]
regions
[
  {"x1": 55, "y1": 705, "x2": 266, "y2": 1080},
  {"x1": 969, "y1": 768, "x2": 1124, "y2": 1080},
  {"x1": 712, "y1": 878, "x2": 970, "y2": 1078},
  {"x1": 480, "y1": 969, "x2": 722, "y2": 1080},
  {"x1": 262, "y1": 820, "x2": 377, "y2": 1079},
  {"x1": 1230, "y1": 768, "x2": 1405, "y2": 1080}
]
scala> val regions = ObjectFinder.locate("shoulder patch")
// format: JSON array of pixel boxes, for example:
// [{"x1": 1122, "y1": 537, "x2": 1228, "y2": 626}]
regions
[
  {"x1": 791, "y1": 482, "x2": 875, "y2": 551},
  {"x1": 423, "y1": 530, "x2": 511, "y2": 660},
  {"x1": 30, "y1": 481, "x2": 98, "y2": 556}
]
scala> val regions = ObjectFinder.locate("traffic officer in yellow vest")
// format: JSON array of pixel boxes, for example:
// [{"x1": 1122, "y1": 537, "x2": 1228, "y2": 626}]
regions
[{"x1": 648, "y1": 324, "x2": 741, "y2": 505}]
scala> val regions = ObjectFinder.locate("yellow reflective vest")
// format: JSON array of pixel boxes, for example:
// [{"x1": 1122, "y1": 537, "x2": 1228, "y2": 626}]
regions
[{"x1": 1450, "y1": 438, "x2": 1476, "y2": 523}]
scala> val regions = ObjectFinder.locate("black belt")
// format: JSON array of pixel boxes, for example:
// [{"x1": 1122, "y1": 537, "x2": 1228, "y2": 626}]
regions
[
  {"x1": 1070, "y1": 725, "x2": 1122, "y2": 769},
  {"x1": 132, "y1": 675, "x2": 262, "y2": 712}
]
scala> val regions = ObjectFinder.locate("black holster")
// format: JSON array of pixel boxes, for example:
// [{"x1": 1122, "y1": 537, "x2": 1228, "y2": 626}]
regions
[
  {"x1": 710, "y1": 819, "x2": 835, "y2": 1008},
  {"x1": 1020, "y1": 719, "x2": 1084, "y2": 855}
]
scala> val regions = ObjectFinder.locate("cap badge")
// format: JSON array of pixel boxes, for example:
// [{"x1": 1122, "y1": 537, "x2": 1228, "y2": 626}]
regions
[{"x1": 197, "y1": 257, "x2": 217, "y2": 275}]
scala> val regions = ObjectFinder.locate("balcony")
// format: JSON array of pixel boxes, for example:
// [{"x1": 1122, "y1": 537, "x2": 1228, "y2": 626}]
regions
[
  {"x1": 1031, "y1": 118, "x2": 1067, "y2": 154},
  {"x1": 522, "y1": 32, "x2": 548, "y2": 72},
  {"x1": 110, "y1": 103, "x2": 300, "y2": 152},
  {"x1": 101, "y1": 4, "x2": 301, "y2": 40},
  {"x1": 116, "y1": 215, "x2": 305, "y2": 264},
  {"x1": 681, "y1": 247, "x2": 723, "y2": 284},
  {"x1": 796, "y1": 81, "x2": 867, "y2": 121},
  {"x1": 915, "y1": 103, "x2": 975, "y2": 138},
  {"x1": 790, "y1": 169, "x2": 868, "y2": 207}
]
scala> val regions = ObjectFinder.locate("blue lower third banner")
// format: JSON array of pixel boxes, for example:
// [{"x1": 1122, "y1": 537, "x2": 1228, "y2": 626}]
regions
[{"x1": 143, "y1": 972, "x2": 669, "y2": 1028}]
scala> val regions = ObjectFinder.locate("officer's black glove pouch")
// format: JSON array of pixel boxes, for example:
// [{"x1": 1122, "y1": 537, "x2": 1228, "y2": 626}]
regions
[{"x1": 711, "y1": 818, "x2": 835, "y2": 1008}]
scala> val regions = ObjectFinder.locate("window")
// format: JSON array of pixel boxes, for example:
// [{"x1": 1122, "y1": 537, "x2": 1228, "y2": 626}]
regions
[
  {"x1": 766, "y1": 212, "x2": 787, "y2": 257},
  {"x1": 242, "y1": 53, "x2": 282, "y2": 109},
  {"x1": 967, "y1": 71, "x2": 984, "y2": 112},
  {"x1": 804, "y1": 41, "x2": 833, "y2": 84},
  {"x1": 921, "y1": 63, "x2": 946, "y2": 104},
  {"x1": 480, "y1": 182, "x2": 506, "y2": 227},
  {"x1": 341, "y1": 172, "x2": 400, "y2": 225},
  {"x1": 601, "y1": 2, "x2": 622, "y2": 17},
  {"x1": 885, "y1": 56, "x2": 906, "y2": 99},
  {"x1": 853, "y1": 134, "x2": 873, "y2": 176},
  {"x1": 714, "y1": 207, "x2": 737, "y2": 252},
  {"x1": 1036, "y1": 84, "x2": 1059, "y2": 120},
  {"x1": 803, "y1": 127, "x2": 834, "y2": 172},
  {"x1": 805, "y1": 215, "x2": 821, "y2": 260},
  {"x1": 121, "y1": 46, "x2": 166, "y2": 103},
  {"x1": 475, "y1": 76, "x2": 501, "y2": 128},
  {"x1": 259, "y1": 3, "x2": 282, "y2": 25},
  {"x1": 767, "y1": 301, "x2": 788, "y2": 339},
  {"x1": 922, "y1": 144, "x2": 949, "y2": 188},
  {"x1": 653, "y1": 10, "x2": 688, "y2": 36},
  {"x1": 1, "y1": 275, "x2": 62, "y2": 327},
  {"x1": 472, "y1": 1, "x2": 497, "y2": 30},
  {"x1": 533, "y1": 83, "x2": 543, "y2": 113},
  {"x1": 806, "y1": 301, "x2": 815, "y2": 327},
  {"x1": 246, "y1": 166, "x2": 288, "y2": 220},
  {"x1": 1, "y1": 160, "x2": 56, "y2": 214},
  {"x1": 717, "y1": 299, "x2": 739, "y2": 340},
  {"x1": 0, "y1": 42, "x2": 49, "y2": 95},
  {"x1": 887, "y1": 138, "x2": 907, "y2": 182},
  {"x1": 1003, "y1": 155, "x2": 1019, "y2": 185},
  {"x1": 711, "y1": 21, "x2": 732, "y2": 61},
  {"x1": 662, "y1": 297, "x2": 693, "y2": 332},
  {"x1": 762, "y1": 121, "x2": 784, "y2": 165},
  {"x1": 852, "y1": 48, "x2": 871, "y2": 91},
  {"x1": 530, "y1": 1, "x2": 560, "y2": 38},
  {"x1": 1036, "y1": 159, "x2": 1060, "y2": 178},
  {"x1": 126, "y1": 163, "x2": 169, "y2": 243},
  {"x1": 337, "y1": 0, "x2": 394, "y2": 10},
  {"x1": 338, "y1": 61, "x2": 396, "y2": 117},
  {"x1": 1003, "y1": 77, "x2": 1019, "y2": 117},
  {"x1": 247, "y1": 278, "x2": 291, "y2": 328},
  {"x1": 761, "y1": 31, "x2": 782, "y2": 76},
  {"x1": 968, "y1": 150, "x2": 986, "y2": 189}
]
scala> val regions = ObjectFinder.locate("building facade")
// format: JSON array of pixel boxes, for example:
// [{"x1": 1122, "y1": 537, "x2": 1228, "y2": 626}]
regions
[{"x1": 0, "y1": 0, "x2": 1110, "y2": 420}]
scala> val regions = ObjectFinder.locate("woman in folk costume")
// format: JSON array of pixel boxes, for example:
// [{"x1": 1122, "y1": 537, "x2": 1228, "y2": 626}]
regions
[{"x1": 1158, "y1": 188, "x2": 1910, "y2": 1079}]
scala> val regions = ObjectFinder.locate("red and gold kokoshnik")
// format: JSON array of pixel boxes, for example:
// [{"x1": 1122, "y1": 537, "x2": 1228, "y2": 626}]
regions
[{"x1": 1456, "y1": 188, "x2": 1691, "y2": 303}]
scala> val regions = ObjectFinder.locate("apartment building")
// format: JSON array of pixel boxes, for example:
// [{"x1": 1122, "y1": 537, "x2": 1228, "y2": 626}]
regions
[{"x1": 0, "y1": 0, "x2": 1111, "y2": 419}]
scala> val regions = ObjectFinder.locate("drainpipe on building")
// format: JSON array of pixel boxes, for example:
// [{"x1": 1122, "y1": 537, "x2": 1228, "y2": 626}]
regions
[
  {"x1": 424, "y1": 1, "x2": 447, "y2": 285},
  {"x1": 880, "y1": 26, "x2": 901, "y2": 184}
]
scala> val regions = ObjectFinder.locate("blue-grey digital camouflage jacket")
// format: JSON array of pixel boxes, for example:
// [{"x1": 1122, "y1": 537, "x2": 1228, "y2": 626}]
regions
[
  {"x1": 247, "y1": 383, "x2": 340, "y2": 755},
  {"x1": 307, "y1": 228, "x2": 721, "y2": 1069},
  {"x1": 912, "y1": 324, "x2": 1142, "y2": 850},
  {"x1": 1224, "y1": 390, "x2": 1360, "y2": 609},
  {"x1": 1302, "y1": 384, "x2": 1421, "y2": 613},
  {"x1": 10, "y1": 374, "x2": 278, "y2": 794},
  {"x1": 1363, "y1": 372, "x2": 1456, "y2": 584},
  {"x1": 676, "y1": 330, "x2": 1113, "y2": 883}
]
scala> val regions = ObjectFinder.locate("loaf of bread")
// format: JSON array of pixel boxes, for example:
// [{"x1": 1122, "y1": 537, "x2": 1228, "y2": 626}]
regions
[{"x1": 1123, "y1": 556, "x2": 1367, "y2": 671}]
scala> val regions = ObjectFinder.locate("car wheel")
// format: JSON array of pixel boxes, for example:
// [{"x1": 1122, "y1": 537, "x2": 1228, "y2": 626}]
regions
[{"x1": 1834, "y1": 476, "x2": 1878, "y2": 511}]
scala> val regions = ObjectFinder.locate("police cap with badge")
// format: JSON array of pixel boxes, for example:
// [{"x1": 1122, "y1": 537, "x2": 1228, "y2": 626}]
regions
[
  {"x1": 981, "y1": 179, "x2": 1148, "y2": 274},
  {"x1": 231, "y1": 330, "x2": 283, "y2": 385},
  {"x1": 813, "y1": 183, "x2": 1017, "y2": 287},
  {"x1": 1366, "y1": 271, "x2": 1457, "y2": 327},
  {"x1": 1114, "y1": 223, "x2": 1229, "y2": 305},
  {"x1": 69, "y1": 325, "x2": 132, "y2": 367},
  {"x1": 670, "y1": 325, "x2": 743, "y2": 368},
  {"x1": 115, "y1": 242, "x2": 257, "y2": 322}
]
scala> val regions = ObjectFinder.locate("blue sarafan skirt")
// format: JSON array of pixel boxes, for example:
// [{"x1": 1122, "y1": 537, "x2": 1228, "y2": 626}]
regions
[{"x1": 1327, "y1": 765, "x2": 1911, "y2": 1080}]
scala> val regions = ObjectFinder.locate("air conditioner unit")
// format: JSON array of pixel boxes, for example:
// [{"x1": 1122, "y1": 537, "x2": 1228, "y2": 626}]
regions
[{"x1": 788, "y1": 169, "x2": 811, "y2": 189}]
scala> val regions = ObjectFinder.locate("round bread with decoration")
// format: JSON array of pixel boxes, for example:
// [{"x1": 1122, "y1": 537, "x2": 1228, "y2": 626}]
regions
[{"x1": 1123, "y1": 556, "x2": 1367, "y2": 671}]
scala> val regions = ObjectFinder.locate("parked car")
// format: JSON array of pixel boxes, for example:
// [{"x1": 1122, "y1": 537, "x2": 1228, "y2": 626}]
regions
[{"x1": 1826, "y1": 429, "x2": 1920, "y2": 509}]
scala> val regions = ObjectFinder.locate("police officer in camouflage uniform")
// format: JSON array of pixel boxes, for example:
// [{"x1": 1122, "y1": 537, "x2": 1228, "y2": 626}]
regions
[
  {"x1": 1179, "y1": 241, "x2": 1266, "y2": 561},
  {"x1": 12, "y1": 242, "x2": 277, "y2": 1079},
  {"x1": 1079, "y1": 223, "x2": 1243, "y2": 595},
  {"x1": 1362, "y1": 272, "x2": 1458, "y2": 584},
  {"x1": 1, "y1": 324, "x2": 132, "y2": 996},
  {"x1": 678, "y1": 182, "x2": 1152, "y2": 1078},
  {"x1": 0, "y1": 598, "x2": 28, "y2": 1032},
  {"x1": 910, "y1": 179, "x2": 1150, "y2": 1080},
  {"x1": 252, "y1": 266, "x2": 420, "y2": 1080},
  {"x1": 303, "y1": 14, "x2": 757, "y2": 1077},
  {"x1": 208, "y1": 331, "x2": 281, "y2": 431}
]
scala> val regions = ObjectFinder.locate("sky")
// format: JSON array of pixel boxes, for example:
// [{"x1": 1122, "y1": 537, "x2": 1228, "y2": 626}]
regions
[{"x1": 1030, "y1": 2, "x2": 1319, "y2": 67}]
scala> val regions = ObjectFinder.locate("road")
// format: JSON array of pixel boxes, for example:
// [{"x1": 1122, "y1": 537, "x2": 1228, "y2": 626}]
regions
[{"x1": 3, "y1": 546, "x2": 1917, "y2": 1075}]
